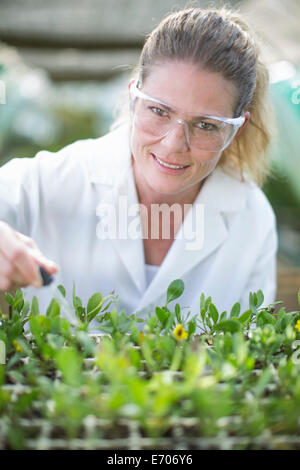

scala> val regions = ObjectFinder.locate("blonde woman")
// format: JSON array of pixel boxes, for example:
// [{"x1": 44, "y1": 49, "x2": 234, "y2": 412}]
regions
[{"x1": 0, "y1": 7, "x2": 277, "y2": 323}]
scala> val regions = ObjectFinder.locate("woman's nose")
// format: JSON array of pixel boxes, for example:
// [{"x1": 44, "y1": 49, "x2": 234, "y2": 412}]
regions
[{"x1": 160, "y1": 120, "x2": 190, "y2": 152}]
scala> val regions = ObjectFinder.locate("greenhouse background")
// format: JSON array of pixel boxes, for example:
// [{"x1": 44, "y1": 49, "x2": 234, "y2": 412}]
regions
[{"x1": 0, "y1": 0, "x2": 299, "y2": 309}]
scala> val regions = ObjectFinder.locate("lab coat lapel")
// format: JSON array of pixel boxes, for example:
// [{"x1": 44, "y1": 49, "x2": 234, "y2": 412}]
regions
[
  {"x1": 111, "y1": 165, "x2": 147, "y2": 294},
  {"x1": 89, "y1": 125, "x2": 146, "y2": 294}
]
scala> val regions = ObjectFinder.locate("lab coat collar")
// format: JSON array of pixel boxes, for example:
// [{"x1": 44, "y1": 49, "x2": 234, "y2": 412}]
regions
[{"x1": 88, "y1": 124, "x2": 248, "y2": 309}]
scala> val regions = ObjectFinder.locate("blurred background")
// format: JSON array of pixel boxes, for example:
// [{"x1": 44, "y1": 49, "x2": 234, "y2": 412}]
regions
[{"x1": 0, "y1": 0, "x2": 299, "y2": 309}]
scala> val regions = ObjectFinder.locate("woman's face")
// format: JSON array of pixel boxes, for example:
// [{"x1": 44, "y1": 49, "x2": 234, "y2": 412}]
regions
[{"x1": 130, "y1": 61, "x2": 240, "y2": 198}]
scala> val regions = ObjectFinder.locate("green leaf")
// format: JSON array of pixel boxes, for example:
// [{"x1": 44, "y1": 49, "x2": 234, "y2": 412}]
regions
[
  {"x1": 147, "y1": 315, "x2": 158, "y2": 333},
  {"x1": 213, "y1": 319, "x2": 242, "y2": 334},
  {"x1": 109, "y1": 308, "x2": 118, "y2": 329},
  {"x1": 200, "y1": 293, "x2": 206, "y2": 310},
  {"x1": 256, "y1": 290, "x2": 264, "y2": 307},
  {"x1": 55, "y1": 347, "x2": 82, "y2": 387},
  {"x1": 5, "y1": 293, "x2": 14, "y2": 306},
  {"x1": 200, "y1": 308, "x2": 206, "y2": 323},
  {"x1": 206, "y1": 317, "x2": 213, "y2": 330},
  {"x1": 254, "y1": 369, "x2": 272, "y2": 398},
  {"x1": 230, "y1": 302, "x2": 241, "y2": 318},
  {"x1": 8, "y1": 370, "x2": 25, "y2": 385},
  {"x1": 209, "y1": 303, "x2": 219, "y2": 324},
  {"x1": 77, "y1": 306, "x2": 86, "y2": 322},
  {"x1": 46, "y1": 299, "x2": 60, "y2": 319},
  {"x1": 98, "y1": 324, "x2": 114, "y2": 334},
  {"x1": 73, "y1": 296, "x2": 82, "y2": 309},
  {"x1": 87, "y1": 292, "x2": 103, "y2": 322},
  {"x1": 21, "y1": 301, "x2": 30, "y2": 318},
  {"x1": 156, "y1": 306, "x2": 168, "y2": 325},
  {"x1": 29, "y1": 315, "x2": 43, "y2": 347},
  {"x1": 257, "y1": 310, "x2": 276, "y2": 326},
  {"x1": 13, "y1": 290, "x2": 24, "y2": 313},
  {"x1": 281, "y1": 315, "x2": 292, "y2": 330},
  {"x1": 75, "y1": 331, "x2": 95, "y2": 356},
  {"x1": 158, "y1": 336, "x2": 175, "y2": 358},
  {"x1": 15, "y1": 289, "x2": 22, "y2": 298},
  {"x1": 205, "y1": 296, "x2": 212, "y2": 311},
  {"x1": 298, "y1": 290, "x2": 300, "y2": 306},
  {"x1": 188, "y1": 319, "x2": 196, "y2": 336},
  {"x1": 175, "y1": 303, "x2": 181, "y2": 323},
  {"x1": 57, "y1": 285, "x2": 66, "y2": 297},
  {"x1": 165, "y1": 313, "x2": 175, "y2": 331},
  {"x1": 220, "y1": 311, "x2": 227, "y2": 322},
  {"x1": 46, "y1": 333, "x2": 65, "y2": 350},
  {"x1": 128, "y1": 348, "x2": 141, "y2": 369},
  {"x1": 166, "y1": 280, "x2": 184, "y2": 305},
  {"x1": 238, "y1": 310, "x2": 252, "y2": 324},
  {"x1": 275, "y1": 308, "x2": 286, "y2": 332},
  {"x1": 99, "y1": 292, "x2": 117, "y2": 313},
  {"x1": 31, "y1": 297, "x2": 40, "y2": 316},
  {"x1": 249, "y1": 292, "x2": 257, "y2": 312}
]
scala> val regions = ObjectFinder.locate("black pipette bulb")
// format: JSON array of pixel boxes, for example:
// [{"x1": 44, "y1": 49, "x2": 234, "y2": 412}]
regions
[{"x1": 39, "y1": 266, "x2": 54, "y2": 286}]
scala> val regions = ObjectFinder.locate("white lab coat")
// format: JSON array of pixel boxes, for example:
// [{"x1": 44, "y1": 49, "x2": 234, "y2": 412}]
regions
[{"x1": 0, "y1": 124, "x2": 278, "y2": 329}]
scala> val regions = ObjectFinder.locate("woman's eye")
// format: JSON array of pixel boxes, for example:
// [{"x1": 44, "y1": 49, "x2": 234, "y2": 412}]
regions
[
  {"x1": 195, "y1": 121, "x2": 216, "y2": 131},
  {"x1": 150, "y1": 106, "x2": 168, "y2": 117}
]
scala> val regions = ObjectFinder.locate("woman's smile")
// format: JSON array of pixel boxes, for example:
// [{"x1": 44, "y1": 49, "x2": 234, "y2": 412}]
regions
[{"x1": 151, "y1": 152, "x2": 191, "y2": 173}]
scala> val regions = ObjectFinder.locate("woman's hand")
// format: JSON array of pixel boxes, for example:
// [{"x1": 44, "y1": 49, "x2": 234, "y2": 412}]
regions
[{"x1": 0, "y1": 221, "x2": 59, "y2": 291}]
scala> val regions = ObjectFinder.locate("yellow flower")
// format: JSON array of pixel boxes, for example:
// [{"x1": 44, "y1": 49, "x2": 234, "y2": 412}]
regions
[
  {"x1": 12, "y1": 339, "x2": 22, "y2": 352},
  {"x1": 295, "y1": 319, "x2": 300, "y2": 333},
  {"x1": 173, "y1": 324, "x2": 188, "y2": 341}
]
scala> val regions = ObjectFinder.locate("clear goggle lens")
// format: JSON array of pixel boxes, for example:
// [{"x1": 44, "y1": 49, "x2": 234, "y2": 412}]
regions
[{"x1": 130, "y1": 82, "x2": 245, "y2": 152}]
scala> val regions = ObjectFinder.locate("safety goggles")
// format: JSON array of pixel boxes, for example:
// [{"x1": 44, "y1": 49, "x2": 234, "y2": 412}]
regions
[{"x1": 130, "y1": 81, "x2": 245, "y2": 152}]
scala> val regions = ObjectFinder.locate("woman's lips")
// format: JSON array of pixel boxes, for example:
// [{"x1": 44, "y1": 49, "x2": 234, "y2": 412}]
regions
[{"x1": 151, "y1": 153, "x2": 190, "y2": 173}]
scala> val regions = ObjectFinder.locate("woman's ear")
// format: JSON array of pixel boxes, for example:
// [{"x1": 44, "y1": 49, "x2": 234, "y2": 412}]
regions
[
  {"x1": 235, "y1": 111, "x2": 250, "y2": 138},
  {"x1": 227, "y1": 111, "x2": 250, "y2": 148}
]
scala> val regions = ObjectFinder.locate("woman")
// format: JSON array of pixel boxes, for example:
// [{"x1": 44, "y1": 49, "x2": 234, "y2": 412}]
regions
[{"x1": 0, "y1": 7, "x2": 277, "y2": 323}]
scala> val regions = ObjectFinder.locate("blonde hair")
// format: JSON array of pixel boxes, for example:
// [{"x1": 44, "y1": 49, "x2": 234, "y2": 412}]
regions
[{"x1": 113, "y1": 7, "x2": 275, "y2": 187}]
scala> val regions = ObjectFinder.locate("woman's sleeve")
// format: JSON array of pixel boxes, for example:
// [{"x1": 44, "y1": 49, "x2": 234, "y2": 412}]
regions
[
  {"x1": 0, "y1": 141, "x2": 93, "y2": 236},
  {"x1": 0, "y1": 157, "x2": 40, "y2": 234}
]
